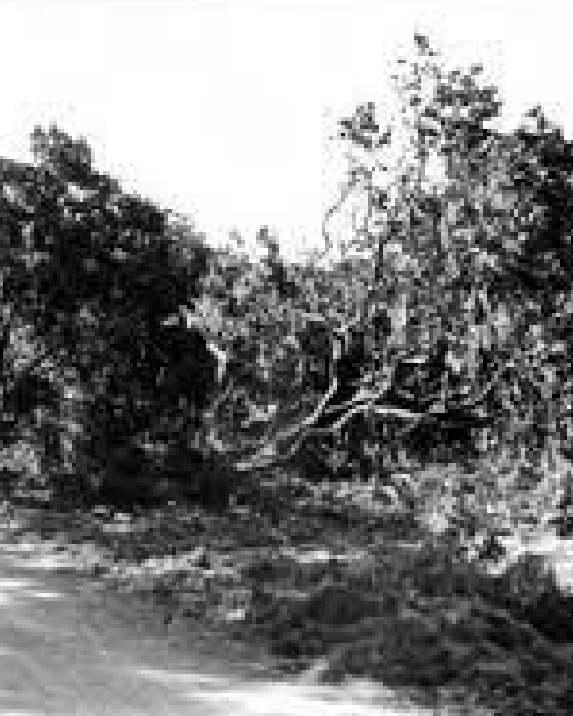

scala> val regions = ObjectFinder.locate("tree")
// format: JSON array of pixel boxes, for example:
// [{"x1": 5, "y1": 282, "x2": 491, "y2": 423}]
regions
[
  {"x1": 1, "y1": 126, "x2": 217, "y2": 497},
  {"x1": 205, "y1": 35, "x2": 573, "y2": 534}
]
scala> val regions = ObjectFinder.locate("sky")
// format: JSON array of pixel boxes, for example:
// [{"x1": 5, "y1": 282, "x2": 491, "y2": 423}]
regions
[{"x1": 1, "y1": 0, "x2": 572, "y2": 261}]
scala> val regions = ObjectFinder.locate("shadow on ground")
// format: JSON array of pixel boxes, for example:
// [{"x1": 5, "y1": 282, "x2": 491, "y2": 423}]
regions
[{"x1": 0, "y1": 531, "x2": 465, "y2": 716}]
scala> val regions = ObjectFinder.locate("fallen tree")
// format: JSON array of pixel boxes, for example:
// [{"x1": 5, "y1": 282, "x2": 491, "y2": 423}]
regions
[{"x1": 193, "y1": 36, "x2": 572, "y2": 526}]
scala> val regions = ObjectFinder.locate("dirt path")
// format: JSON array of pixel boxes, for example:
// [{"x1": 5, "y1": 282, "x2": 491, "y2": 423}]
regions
[{"x1": 0, "y1": 533, "x2": 455, "y2": 716}]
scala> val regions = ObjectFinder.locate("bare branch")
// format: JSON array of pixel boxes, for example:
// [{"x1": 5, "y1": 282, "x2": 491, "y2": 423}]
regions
[
  {"x1": 233, "y1": 377, "x2": 339, "y2": 471},
  {"x1": 204, "y1": 376, "x2": 237, "y2": 422},
  {"x1": 321, "y1": 169, "x2": 364, "y2": 256},
  {"x1": 232, "y1": 353, "x2": 401, "y2": 471},
  {"x1": 369, "y1": 405, "x2": 427, "y2": 421},
  {"x1": 454, "y1": 363, "x2": 508, "y2": 410}
]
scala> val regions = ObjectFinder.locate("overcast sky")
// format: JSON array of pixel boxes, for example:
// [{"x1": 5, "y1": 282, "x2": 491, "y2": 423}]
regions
[{"x1": 1, "y1": 1, "x2": 571, "y2": 260}]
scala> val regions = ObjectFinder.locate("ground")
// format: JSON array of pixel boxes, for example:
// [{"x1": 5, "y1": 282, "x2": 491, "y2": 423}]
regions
[
  {"x1": 0, "y1": 507, "x2": 470, "y2": 716},
  {"x1": 1, "y1": 470, "x2": 573, "y2": 715}
]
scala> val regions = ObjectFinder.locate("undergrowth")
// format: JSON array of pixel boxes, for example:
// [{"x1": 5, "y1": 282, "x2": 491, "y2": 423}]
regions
[{"x1": 3, "y1": 448, "x2": 573, "y2": 715}]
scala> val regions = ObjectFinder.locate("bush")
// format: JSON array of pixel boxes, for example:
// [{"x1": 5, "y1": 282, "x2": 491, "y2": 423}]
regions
[
  {"x1": 485, "y1": 552, "x2": 573, "y2": 644},
  {"x1": 237, "y1": 533, "x2": 573, "y2": 713},
  {"x1": 94, "y1": 442, "x2": 162, "y2": 509},
  {"x1": 91, "y1": 441, "x2": 235, "y2": 513},
  {"x1": 161, "y1": 445, "x2": 235, "y2": 512}
]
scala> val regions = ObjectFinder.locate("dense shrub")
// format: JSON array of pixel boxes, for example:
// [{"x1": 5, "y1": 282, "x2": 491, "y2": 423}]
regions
[
  {"x1": 162, "y1": 445, "x2": 235, "y2": 512},
  {"x1": 237, "y1": 536, "x2": 573, "y2": 714},
  {"x1": 484, "y1": 553, "x2": 573, "y2": 644},
  {"x1": 90, "y1": 440, "x2": 235, "y2": 512}
]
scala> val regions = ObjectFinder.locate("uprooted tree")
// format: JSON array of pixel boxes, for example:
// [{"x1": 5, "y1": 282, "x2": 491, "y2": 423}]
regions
[{"x1": 196, "y1": 35, "x2": 573, "y2": 526}]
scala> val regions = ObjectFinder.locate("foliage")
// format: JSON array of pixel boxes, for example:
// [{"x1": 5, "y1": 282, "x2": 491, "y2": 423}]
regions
[
  {"x1": 191, "y1": 35, "x2": 573, "y2": 545},
  {"x1": 1, "y1": 34, "x2": 565, "y2": 534},
  {"x1": 1, "y1": 126, "x2": 217, "y2": 496},
  {"x1": 3, "y1": 31, "x2": 573, "y2": 716},
  {"x1": 229, "y1": 531, "x2": 573, "y2": 715}
]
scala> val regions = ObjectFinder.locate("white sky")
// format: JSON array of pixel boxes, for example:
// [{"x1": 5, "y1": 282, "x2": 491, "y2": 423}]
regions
[{"x1": 1, "y1": 0, "x2": 572, "y2": 261}]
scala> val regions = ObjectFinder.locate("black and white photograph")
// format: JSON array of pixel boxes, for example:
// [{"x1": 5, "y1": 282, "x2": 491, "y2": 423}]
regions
[{"x1": 1, "y1": 1, "x2": 573, "y2": 714}]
